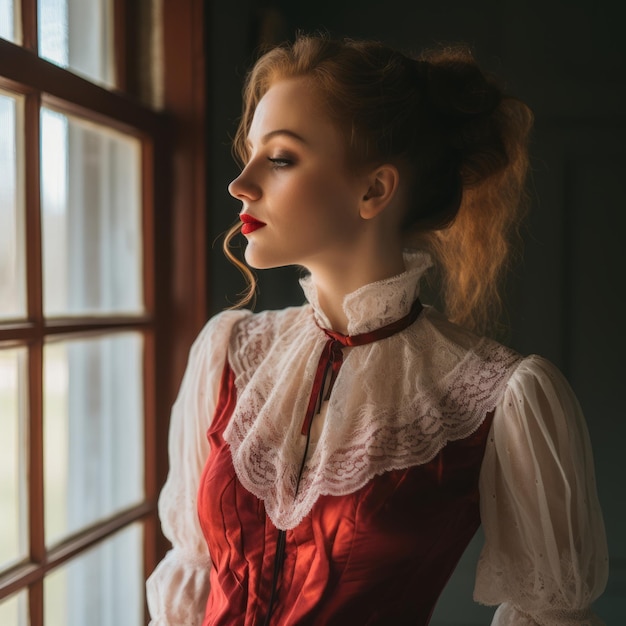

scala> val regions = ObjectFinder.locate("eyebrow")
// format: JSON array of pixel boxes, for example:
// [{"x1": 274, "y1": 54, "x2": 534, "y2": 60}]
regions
[{"x1": 258, "y1": 129, "x2": 309, "y2": 145}]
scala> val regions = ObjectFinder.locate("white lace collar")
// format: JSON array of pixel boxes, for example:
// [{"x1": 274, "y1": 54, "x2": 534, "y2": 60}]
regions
[
  {"x1": 225, "y1": 251, "x2": 522, "y2": 530},
  {"x1": 299, "y1": 251, "x2": 433, "y2": 334}
]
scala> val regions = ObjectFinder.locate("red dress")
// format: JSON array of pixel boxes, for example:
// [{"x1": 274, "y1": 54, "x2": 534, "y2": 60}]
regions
[
  {"x1": 146, "y1": 253, "x2": 608, "y2": 626},
  {"x1": 198, "y1": 362, "x2": 494, "y2": 625}
]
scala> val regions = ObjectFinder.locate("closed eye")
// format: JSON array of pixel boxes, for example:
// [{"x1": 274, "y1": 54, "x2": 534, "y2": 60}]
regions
[{"x1": 267, "y1": 157, "x2": 293, "y2": 168}]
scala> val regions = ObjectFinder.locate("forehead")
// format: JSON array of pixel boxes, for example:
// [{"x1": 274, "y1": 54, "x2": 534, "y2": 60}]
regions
[{"x1": 248, "y1": 77, "x2": 344, "y2": 150}]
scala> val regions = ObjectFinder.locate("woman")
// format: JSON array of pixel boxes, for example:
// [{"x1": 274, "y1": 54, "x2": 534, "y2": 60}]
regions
[{"x1": 146, "y1": 34, "x2": 608, "y2": 625}]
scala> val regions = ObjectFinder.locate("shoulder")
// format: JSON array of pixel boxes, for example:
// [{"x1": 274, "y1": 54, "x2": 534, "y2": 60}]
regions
[
  {"x1": 506, "y1": 354, "x2": 573, "y2": 392},
  {"x1": 501, "y1": 354, "x2": 582, "y2": 419},
  {"x1": 192, "y1": 309, "x2": 252, "y2": 354},
  {"x1": 228, "y1": 303, "x2": 312, "y2": 349},
  {"x1": 417, "y1": 309, "x2": 571, "y2": 401},
  {"x1": 225, "y1": 303, "x2": 314, "y2": 385},
  {"x1": 176, "y1": 310, "x2": 252, "y2": 385},
  {"x1": 414, "y1": 306, "x2": 522, "y2": 384},
  {"x1": 204, "y1": 308, "x2": 253, "y2": 333},
  {"x1": 418, "y1": 309, "x2": 570, "y2": 395}
]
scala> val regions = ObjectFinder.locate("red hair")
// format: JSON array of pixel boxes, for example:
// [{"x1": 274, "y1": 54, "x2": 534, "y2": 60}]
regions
[{"x1": 225, "y1": 34, "x2": 533, "y2": 335}]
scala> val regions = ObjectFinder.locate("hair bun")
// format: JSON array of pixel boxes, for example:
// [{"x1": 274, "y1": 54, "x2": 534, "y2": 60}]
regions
[
  {"x1": 414, "y1": 49, "x2": 510, "y2": 187},
  {"x1": 418, "y1": 49, "x2": 502, "y2": 122}
]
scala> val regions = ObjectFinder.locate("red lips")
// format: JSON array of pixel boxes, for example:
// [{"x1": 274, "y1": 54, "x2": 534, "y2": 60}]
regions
[{"x1": 240, "y1": 213, "x2": 266, "y2": 235}]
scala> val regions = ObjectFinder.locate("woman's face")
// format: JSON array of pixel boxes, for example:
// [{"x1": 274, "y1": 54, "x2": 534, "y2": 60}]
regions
[{"x1": 228, "y1": 77, "x2": 369, "y2": 273}]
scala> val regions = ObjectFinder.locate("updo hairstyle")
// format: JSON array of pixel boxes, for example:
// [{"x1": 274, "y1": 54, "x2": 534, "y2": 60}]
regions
[{"x1": 225, "y1": 34, "x2": 533, "y2": 335}]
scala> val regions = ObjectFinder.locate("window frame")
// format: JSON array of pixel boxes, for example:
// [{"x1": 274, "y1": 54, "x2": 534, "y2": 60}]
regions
[{"x1": 0, "y1": 0, "x2": 208, "y2": 622}]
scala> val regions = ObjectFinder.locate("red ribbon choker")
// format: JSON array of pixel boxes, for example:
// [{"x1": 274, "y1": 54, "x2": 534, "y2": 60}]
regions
[{"x1": 301, "y1": 298, "x2": 424, "y2": 435}]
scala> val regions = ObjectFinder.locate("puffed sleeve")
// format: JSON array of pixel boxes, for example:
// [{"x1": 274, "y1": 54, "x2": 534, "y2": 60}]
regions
[
  {"x1": 474, "y1": 355, "x2": 609, "y2": 625},
  {"x1": 146, "y1": 310, "x2": 249, "y2": 625}
]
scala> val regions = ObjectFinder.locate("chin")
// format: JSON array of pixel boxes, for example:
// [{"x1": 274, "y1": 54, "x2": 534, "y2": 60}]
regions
[{"x1": 244, "y1": 248, "x2": 286, "y2": 271}]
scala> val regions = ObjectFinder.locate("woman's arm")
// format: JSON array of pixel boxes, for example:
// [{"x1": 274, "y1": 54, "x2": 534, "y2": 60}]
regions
[
  {"x1": 475, "y1": 356, "x2": 608, "y2": 625},
  {"x1": 146, "y1": 310, "x2": 249, "y2": 626}
]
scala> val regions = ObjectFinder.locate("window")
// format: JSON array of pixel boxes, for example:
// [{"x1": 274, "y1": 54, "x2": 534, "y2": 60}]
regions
[
  {"x1": 0, "y1": 0, "x2": 19, "y2": 44},
  {"x1": 0, "y1": 1, "x2": 179, "y2": 623}
]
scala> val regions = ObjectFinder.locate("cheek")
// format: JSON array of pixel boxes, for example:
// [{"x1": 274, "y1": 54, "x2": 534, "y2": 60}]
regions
[{"x1": 286, "y1": 173, "x2": 357, "y2": 218}]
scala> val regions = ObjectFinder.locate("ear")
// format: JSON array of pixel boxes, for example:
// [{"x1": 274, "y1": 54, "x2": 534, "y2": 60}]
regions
[{"x1": 359, "y1": 164, "x2": 400, "y2": 220}]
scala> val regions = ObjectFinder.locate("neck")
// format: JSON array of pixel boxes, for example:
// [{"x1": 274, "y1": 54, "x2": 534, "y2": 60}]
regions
[{"x1": 307, "y1": 248, "x2": 406, "y2": 334}]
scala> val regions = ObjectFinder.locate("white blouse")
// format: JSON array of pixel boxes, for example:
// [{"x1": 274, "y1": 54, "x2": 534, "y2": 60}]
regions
[{"x1": 146, "y1": 252, "x2": 608, "y2": 625}]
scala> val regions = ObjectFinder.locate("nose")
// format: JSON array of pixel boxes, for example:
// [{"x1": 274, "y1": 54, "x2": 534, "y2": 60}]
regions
[{"x1": 228, "y1": 167, "x2": 262, "y2": 201}]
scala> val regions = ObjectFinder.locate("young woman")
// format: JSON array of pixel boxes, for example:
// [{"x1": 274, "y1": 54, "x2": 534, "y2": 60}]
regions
[{"x1": 146, "y1": 35, "x2": 608, "y2": 625}]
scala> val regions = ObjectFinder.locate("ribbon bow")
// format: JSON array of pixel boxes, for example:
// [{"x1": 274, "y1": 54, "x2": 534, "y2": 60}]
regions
[{"x1": 301, "y1": 298, "x2": 423, "y2": 435}]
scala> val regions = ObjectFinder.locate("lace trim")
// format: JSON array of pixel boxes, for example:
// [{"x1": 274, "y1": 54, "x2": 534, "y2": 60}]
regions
[
  {"x1": 487, "y1": 603, "x2": 602, "y2": 626},
  {"x1": 224, "y1": 306, "x2": 522, "y2": 530},
  {"x1": 476, "y1": 551, "x2": 602, "y2": 626},
  {"x1": 299, "y1": 250, "x2": 432, "y2": 334}
]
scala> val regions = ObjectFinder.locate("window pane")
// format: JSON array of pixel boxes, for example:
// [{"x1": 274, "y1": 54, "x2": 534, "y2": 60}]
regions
[
  {"x1": 44, "y1": 523, "x2": 143, "y2": 626},
  {"x1": 44, "y1": 333, "x2": 144, "y2": 545},
  {"x1": 0, "y1": 590, "x2": 28, "y2": 626},
  {"x1": 41, "y1": 108, "x2": 143, "y2": 316},
  {"x1": 38, "y1": 0, "x2": 114, "y2": 88},
  {"x1": 0, "y1": 0, "x2": 19, "y2": 43},
  {"x1": 0, "y1": 92, "x2": 26, "y2": 320},
  {"x1": 0, "y1": 347, "x2": 28, "y2": 569}
]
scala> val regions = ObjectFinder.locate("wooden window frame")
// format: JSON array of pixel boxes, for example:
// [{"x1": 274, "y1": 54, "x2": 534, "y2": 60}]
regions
[{"x1": 0, "y1": 0, "x2": 207, "y2": 622}]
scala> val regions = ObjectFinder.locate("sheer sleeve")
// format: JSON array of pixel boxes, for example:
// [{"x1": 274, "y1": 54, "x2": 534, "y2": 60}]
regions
[
  {"x1": 475, "y1": 356, "x2": 609, "y2": 626},
  {"x1": 146, "y1": 310, "x2": 249, "y2": 625}
]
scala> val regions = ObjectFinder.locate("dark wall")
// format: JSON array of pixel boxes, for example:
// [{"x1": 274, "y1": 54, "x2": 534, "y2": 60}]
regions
[{"x1": 207, "y1": 2, "x2": 626, "y2": 623}]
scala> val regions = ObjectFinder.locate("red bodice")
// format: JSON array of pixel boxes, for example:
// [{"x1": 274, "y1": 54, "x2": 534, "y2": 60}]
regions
[{"x1": 197, "y1": 362, "x2": 494, "y2": 625}]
